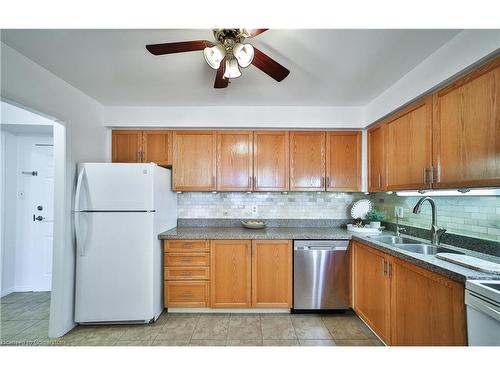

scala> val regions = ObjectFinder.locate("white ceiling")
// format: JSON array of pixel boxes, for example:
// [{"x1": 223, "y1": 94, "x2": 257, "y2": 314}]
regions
[{"x1": 1, "y1": 29, "x2": 461, "y2": 106}]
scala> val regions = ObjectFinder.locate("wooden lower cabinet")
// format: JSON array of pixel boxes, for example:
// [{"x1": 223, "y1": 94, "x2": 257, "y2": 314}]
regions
[
  {"x1": 164, "y1": 240, "x2": 210, "y2": 308},
  {"x1": 353, "y1": 241, "x2": 391, "y2": 343},
  {"x1": 252, "y1": 240, "x2": 292, "y2": 308},
  {"x1": 164, "y1": 281, "x2": 210, "y2": 307},
  {"x1": 353, "y1": 241, "x2": 467, "y2": 346},
  {"x1": 390, "y1": 258, "x2": 466, "y2": 346},
  {"x1": 211, "y1": 240, "x2": 252, "y2": 308}
]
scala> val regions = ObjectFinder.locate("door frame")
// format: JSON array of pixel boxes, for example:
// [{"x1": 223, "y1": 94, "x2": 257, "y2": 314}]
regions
[{"x1": 1, "y1": 98, "x2": 68, "y2": 338}]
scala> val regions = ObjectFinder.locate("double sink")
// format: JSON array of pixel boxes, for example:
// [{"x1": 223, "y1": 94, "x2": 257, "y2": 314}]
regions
[{"x1": 367, "y1": 235, "x2": 464, "y2": 256}]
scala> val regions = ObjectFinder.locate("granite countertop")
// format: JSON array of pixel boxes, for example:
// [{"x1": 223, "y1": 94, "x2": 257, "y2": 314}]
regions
[
  {"x1": 158, "y1": 226, "x2": 500, "y2": 283},
  {"x1": 159, "y1": 226, "x2": 353, "y2": 240}
]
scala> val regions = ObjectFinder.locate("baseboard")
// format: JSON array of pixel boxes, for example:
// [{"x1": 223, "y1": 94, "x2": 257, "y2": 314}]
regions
[
  {"x1": 1, "y1": 287, "x2": 14, "y2": 297},
  {"x1": 167, "y1": 308, "x2": 291, "y2": 314},
  {"x1": 14, "y1": 285, "x2": 51, "y2": 292}
]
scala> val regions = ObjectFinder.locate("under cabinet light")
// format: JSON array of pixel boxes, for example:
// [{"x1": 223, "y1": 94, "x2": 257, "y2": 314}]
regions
[{"x1": 396, "y1": 189, "x2": 500, "y2": 197}]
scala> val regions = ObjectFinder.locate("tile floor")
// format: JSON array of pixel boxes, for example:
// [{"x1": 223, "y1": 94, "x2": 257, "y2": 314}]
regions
[{"x1": 1, "y1": 292, "x2": 383, "y2": 346}]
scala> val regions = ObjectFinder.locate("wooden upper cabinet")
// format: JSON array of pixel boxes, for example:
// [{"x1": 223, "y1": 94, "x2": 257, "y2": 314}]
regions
[
  {"x1": 251, "y1": 240, "x2": 292, "y2": 308},
  {"x1": 385, "y1": 97, "x2": 433, "y2": 190},
  {"x1": 216, "y1": 131, "x2": 253, "y2": 191},
  {"x1": 112, "y1": 130, "x2": 142, "y2": 163},
  {"x1": 368, "y1": 123, "x2": 387, "y2": 191},
  {"x1": 289, "y1": 131, "x2": 325, "y2": 191},
  {"x1": 433, "y1": 57, "x2": 500, "y2": 188},
  {"x1": 390, "y1": 258, "x2": 466, "y2": 346},
  {"x1": 172, "y1": 131, "x2": 216, "y2": 191},
  {"x1": 253, "y1": 131, "x2": 289, "y2": 191},
  {"x1": 353, "y1": 242, "x2": 391, "y2": 344},
  {"x1": 142, "y1": 130, "x2": 172, "y2": 166},
  {"x1": 211, "y1": 240, "x2": 252, "y2": 308},
  {"x1": 326, "y1": 131, "x2": 362, "y2": 191}
]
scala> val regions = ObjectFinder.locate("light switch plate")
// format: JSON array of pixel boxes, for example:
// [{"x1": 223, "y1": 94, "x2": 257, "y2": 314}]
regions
[{"x1": 395, "y1": 206, "x2": 404, "y2": 218}]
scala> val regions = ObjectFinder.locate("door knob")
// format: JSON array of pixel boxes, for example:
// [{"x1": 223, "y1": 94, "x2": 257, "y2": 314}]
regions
[{"x1": 33, "y1": 215, "x2": 45, "y2": 221}]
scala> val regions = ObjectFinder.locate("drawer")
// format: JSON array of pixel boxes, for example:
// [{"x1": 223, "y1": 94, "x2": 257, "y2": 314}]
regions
[
  {"x1": 164, "y1": 281, "x2": 210, "y2": 307},
  {"x1": 164, "y1": 240, "x2": 210, "y2": 252},
  {"x1": 164, "y1": 252, "x2": 210, "y2": 266},
  {"x1": 164, "y1": 266, "x2": 210, "y2": 280}
]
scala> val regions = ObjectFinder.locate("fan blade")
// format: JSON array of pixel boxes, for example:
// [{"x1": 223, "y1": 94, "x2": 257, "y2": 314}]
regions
[
  {"x1": 146, "y1": 40, "x2": 213, "y2": 55},
  {"x1": 214, "y1": 58, "x2": 229, "y2": 89},
  {"x1": 251, "y1": 47, "x2": 290, "y2": 82},
  {"x1": 247, "y1": 29, "x2": 268, "y2": 37}
]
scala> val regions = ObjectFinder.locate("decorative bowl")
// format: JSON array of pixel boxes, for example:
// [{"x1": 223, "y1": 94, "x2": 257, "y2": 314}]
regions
[{"x1": 241, "y1": 220, "x2": 267, "y2": 229}]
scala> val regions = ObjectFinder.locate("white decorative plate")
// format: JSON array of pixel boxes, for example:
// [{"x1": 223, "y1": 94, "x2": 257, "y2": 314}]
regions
[
  {"x1": 350, "y1": 199, "x2": 373, "y2": 219},
  {"x1": 347, "y1": 224, "x2": 383, "y2": 234}
]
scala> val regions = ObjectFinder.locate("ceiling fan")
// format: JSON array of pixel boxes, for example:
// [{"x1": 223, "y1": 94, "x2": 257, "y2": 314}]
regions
[{"x1": 145, "y1": 29, "x2": 290, "y2": 89}]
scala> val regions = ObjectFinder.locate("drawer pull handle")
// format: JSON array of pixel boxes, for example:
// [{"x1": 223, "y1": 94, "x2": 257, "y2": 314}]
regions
[
  {"x1": 182, "y1": 244, "x2": 193, "y2": 248},
  {"x1": 180, "y1": 292, "x2": 193, "y2": 297},
  {"x1": 181, "y1": 258, "x2": 192, "y2": 262},
  {"x1": 180, "y1": 272, "x2": 192, "y2": 276}
]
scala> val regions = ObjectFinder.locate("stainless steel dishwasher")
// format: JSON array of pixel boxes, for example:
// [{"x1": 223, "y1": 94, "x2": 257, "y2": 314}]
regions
[{"x1": 293, "y1": 240, "x2": 350, "y2": 310}]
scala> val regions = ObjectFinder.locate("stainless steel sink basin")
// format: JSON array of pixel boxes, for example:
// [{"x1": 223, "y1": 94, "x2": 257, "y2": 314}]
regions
[
  {"x1": 394, "y1": 244, "x2": 464, "y2": 256},
  {"x1": 368, "y1": 235, "x2": 420, "y2": 245}
]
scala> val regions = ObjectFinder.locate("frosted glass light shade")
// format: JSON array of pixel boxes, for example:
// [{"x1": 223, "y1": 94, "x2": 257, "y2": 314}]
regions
[
  {"x1": 233, "y1": 43, "x2": 254, "y2": 67},
  {"x1": 203, "y1": 44, "x2": 226, "y2": 69},
  {"x1": 223, "y1": 58, "x2": 241, "y2": 79}
]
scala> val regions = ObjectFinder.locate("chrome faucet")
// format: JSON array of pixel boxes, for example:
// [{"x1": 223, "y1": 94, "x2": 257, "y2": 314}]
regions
[{"x1": 412, "y1": 197, "x2": 447, "y2": 245}]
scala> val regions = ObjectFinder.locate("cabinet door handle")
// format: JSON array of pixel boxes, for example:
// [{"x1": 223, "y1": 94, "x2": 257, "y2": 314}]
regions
[
  {"x1": 321, "y1": 177, "x2": 325, "y2": 188},
  {"x1": 422, "y1": 167, "x2": 427, "y2": 184},
  {"x1": 253, "y1": 176, "x2": 257, "y2": 189},
  {"x1": 136, "y1": 151, "x2": 141, "y2": 162},
  {"x1": 382, "y1": 259, "x2": 386, "y2": 276},
  {"x1": 436, "y1": 164, "x2": 441, "y2": 183},
  {"x1": 249, "y1": 176, "x2": 252, "y2": 189},
  {"x1": 326, "y1": 176, "x2": 330, "y2": 188},
  {"x1": 212, "y1": 176, "x2": 216, "y2": 188},
  {"x1": 388, "y1": 262, "x2": 393, "y2": 277},
  {"x1": 180, "y1": 292, "x2": 193, "y2": 297}
]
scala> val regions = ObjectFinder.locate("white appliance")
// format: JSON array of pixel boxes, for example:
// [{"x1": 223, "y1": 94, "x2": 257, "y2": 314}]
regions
[
  {"x1": 74, "y1": 163, "x2": 177, "y2": 324},
  {"x1": 465, "y1": 280, "x2": 500, "y2": 345}
]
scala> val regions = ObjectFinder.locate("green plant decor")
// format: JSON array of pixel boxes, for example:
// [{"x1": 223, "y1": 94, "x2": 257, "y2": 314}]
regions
[{"x1": 365, "y1": 209, "x2": 385, "y2": 222}]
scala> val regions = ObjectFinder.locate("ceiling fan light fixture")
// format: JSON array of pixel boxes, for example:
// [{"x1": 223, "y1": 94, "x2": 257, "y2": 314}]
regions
[
  {"x1": 223, "y1": 58, "x2": 241, "y2": 79},
  {"x1": 203, "y1": 43, "x2": 226, "y2": 69},
  {"x1": 233, "y1": 43, "x2": 254, "y2": 68}
]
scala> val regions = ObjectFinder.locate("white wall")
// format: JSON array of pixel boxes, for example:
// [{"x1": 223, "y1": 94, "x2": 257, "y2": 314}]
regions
[
  {"x1": 364, "y1": 30, "x2": 500, "y2": 125},
  {"x1": 1, "y1": 130, "x2": 18, "y2": 296},
  {"x1": 103, "y1": 105, "x2": 364, "y2": 129},
  {"x1": 1, "y1": 42, "x2": 107, "y2": 337}
]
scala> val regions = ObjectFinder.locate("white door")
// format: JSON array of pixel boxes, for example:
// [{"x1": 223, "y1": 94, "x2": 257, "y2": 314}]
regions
[{"x1": 19, "y1": 139, "x2": 54, "y2": 291}]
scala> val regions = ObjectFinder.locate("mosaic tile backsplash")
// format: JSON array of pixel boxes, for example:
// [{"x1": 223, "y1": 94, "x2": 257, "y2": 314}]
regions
[
  {"x1": 177, "y1": 192, "x2": 363, "y2": 220},
  {"x1": 178, "y1": 192, "x2": 500, "y2": 243},
  {"x1": 371, "y1": 193, "x2": 500, "y2": 242}
]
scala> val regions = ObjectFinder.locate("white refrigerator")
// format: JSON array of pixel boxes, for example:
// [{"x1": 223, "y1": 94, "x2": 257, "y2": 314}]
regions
[{"x1": 74, "y1": 163, "x2": 176, "y2": 324}]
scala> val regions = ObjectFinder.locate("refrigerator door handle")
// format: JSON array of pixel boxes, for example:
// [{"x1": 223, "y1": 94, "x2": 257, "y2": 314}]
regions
[
  {"x1": 75, "y1": 212, "x2": 85, "y2": 256},
  {"x1": 74, "y1": 167, "x2": 86, "y2": 212},
  {"x1": 75, "y1": 167, "x2": 87, "y2": 256}
]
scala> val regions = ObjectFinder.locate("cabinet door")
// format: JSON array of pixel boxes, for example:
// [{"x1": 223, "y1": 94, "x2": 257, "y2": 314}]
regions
[
  {"x1": 353, "y1": 242, "x2": 391, "y2": 344},
  {"x1": 253, "y1": 131, "x2": 289, "y2": 191},
  {"x1": 390, "y1": 258, "x2": 466, "y2": 345},
  {"x1": 326, "y1": 131, "x2": 361, "y2": 191},
  {"x1": 112, "y1": 130, "x2": 142, "y2": 163},
  {"x1": 433, "y1": 57, "x2": 500, "y2": 188},
  {"x1": 142, "y1": 130, "x2": 172, "y2": 166},
  {"x1": 211, "y1": 240, "x2": 252, "y2": 308},
  {"x1": 385, "y1": 97, "x2": 433, "y2": 190},
  {"x1": 172, "y1": 131, "x2": 216, "y2": 191},
  {"x1": 251, "y1": 240, "x2": 292, "y2": 308},
  {"x1": 368, "y1": 123, "x2": 386, "y2": 191},
  {"x1": 289, "y1": 131, "x2": 325, "y2": 191},
  {"x1": 216, "y1": 131, "x2": 253, "y2": 191}
]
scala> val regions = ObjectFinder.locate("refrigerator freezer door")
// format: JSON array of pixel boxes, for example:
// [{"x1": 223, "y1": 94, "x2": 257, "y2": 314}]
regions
[
  {"x1": 75, "y1": 211, "x2": 154, "y2": 322},
  {"x1": 76, "y1": 163, "x2": 154, "y2": 211}
]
